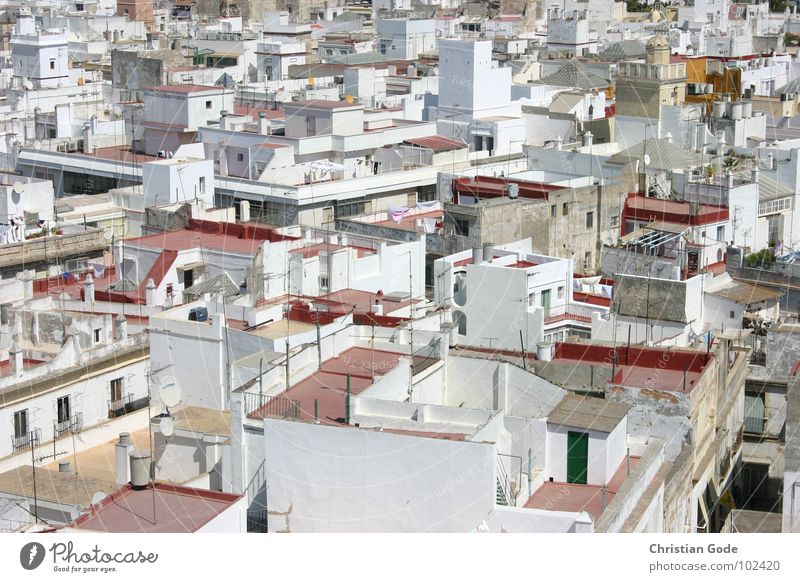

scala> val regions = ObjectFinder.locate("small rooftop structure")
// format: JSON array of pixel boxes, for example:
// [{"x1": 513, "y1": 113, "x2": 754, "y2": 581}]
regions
[
  {"x1": 70, "y1": 483, "x2": 243, "y2": 533},
  {"x1": 547, "y1": 394, "x2": 631, "y2": 433}
]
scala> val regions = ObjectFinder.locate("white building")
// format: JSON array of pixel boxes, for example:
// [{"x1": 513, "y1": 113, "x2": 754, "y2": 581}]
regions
[{"x1": 376, "y1": 19, "x2": 436, "y2": 60}]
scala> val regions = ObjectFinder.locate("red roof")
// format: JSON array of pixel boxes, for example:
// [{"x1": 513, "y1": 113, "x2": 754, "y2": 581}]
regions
[
  {"x1": 232, "y1": 104, "x2": 285, "y2": 119},
  {"x1": 147, "y1": 84, "x2": 225, "y2": 94},
  {"x1": 622, "y1": 193, "x2": 729, "y2": 228},
  {"x1": 404, "y1": 135, "x2": 467, "y2": 152},
  {"x1": 70, "y1": 483, "x2": 242, "y2": 533},
  {"x1": 452, "y1": 175, "x2": 563, "y2": 201}
]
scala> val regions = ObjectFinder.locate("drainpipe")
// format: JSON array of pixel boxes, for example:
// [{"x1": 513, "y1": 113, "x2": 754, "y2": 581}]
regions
[{"x1": 345, "y1": 373, "x2": 351, "y2": 424}]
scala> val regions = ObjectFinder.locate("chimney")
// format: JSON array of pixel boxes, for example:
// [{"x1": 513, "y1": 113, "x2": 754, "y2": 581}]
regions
[
  {"x1": 9, "y1": 341, "x2": 23, "y2": 378},
  {"x1": 83, "y1": 273, "x2": 95, "y2": 303},
  {"x1": 240, "y1": 200, "x2": 251, "y2": 223},
  {"x1": 145, "y1": 278, "x2": 157, "y2": 307},
  {"x1": 725, "y1": 170, "x2": 734, "y2": 189},
  {"x1": 115, "y1": 433, "x2": 134, "y2": 485},
  {"x1": 582, "y1": 131, "x2": 593, "y2": 147},
  {"x1": 537, "y1": 342, "x2": 553, "y2": 361},
  {"x1": 258, "y1": 111, "x2": 269, "y2": 134},
  {"x1": 129, "y1": 449, "x2": 151, "y2": 490},
  {"x1": 472, "y1": 247, "x2": 483, "y2": 265},
  {"x1": 115, "y1": 313, "x2": 128, "y2": 342},
  {"x1": 219, "y1": 110, "x2": 228, "y2": 130},
  {"x1": 483, "y1": 242, "x2": 493, "y2": 263},
  {"x1": 58, "y1": 461, "x2": 71, "y2": 473},
  {"x1": 751, "y1": 165, "x2": 760, "y2": 184},
  {"x1": 372, "y1": 299, "x2": 384, "y2": 316},
  {"x1": 82, "y1": 122, "x2": 93, "y2": 154}
]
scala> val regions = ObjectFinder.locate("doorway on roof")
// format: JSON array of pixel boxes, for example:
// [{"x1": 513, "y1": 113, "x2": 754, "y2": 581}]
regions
[
  {"x1": 566, "y1": 431, "x2": 589, "y2": 484},
  {"x1": 183, "y1": 268, "x2": 194, "y2": 288}
]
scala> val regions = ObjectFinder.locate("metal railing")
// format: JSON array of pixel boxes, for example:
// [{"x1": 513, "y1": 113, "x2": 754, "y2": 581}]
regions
[
  {"x1": 108, "y1": 394, "x2": 149, "y2": 418},
  {"x1": 11, "y1": 428, "x2": 41, "y2": 452},
  {"x1": 244, "y1": 392, "x2": 302, "y2": 420},
  {"x1": 246, "y1": 509, "x2": 269, "y2": 533},
  {"x1": 54, "y1": 412, "x2": 83, "y2": 438}
]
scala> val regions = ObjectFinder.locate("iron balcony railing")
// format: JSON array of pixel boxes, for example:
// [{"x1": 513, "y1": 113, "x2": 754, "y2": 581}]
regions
[
  {"x1": 108, "y1": 394, "x2": 150, "y2": 418},
  {"x1": 54, "y1": 413, "x2": 83, "y2": 438},
  {"x1": 244, "y1": 392, "x2": 301, "y2": 420},
  {"x1": 246, "y1": 509, "x2": 269, "y2": 533},
  {"x1": 11, "y1": 428, "x2": 41, "y2": 452}
]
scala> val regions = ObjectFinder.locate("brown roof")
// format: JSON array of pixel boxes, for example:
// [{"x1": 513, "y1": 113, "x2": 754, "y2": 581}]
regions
[
  {"x1": 404, "y1": 135, "x2": 467, "y2": 152},
  {"x1": 708, "y1": 281, "x2": 783, "y2": 305},
  {"x1": 547, "y1": 394, "x2": 630, "y2": 433}
]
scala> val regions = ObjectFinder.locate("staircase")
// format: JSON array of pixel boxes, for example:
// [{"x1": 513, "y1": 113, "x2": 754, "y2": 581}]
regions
[{"x1": 496, "y1": 480, "x2": 510, "y2": 506}]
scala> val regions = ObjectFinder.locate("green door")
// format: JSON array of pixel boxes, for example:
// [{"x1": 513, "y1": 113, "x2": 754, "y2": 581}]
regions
[
  {"x1": 567, "y1": 431, "x2": 589, "y2": 484},
  {"x1": 541, "y1": 289, "x2": 551, "y2": 318}
]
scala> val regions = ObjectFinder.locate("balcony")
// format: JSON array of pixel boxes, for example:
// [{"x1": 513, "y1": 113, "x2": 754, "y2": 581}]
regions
[
  {"x1": 11, "y1": 428, "x2": 41, "y2": 452},
  {"x1": 108, "y1": 394, "x2": 150, "y2": 419},
  {"x1": 244, "y1": 392, "x2": 301, "y2": 420},
  {"x1": 53, "y1": 413, "x2": 83, "y2": 438}
]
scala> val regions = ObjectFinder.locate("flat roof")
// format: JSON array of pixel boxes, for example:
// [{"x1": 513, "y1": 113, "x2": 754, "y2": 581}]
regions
[
  {"x1": 251, "y1": 319, "x2": 316, "y2": 339},
  {"x1": 75, "y1": 145, "x2": 159, "y2": 164},
  {"x1": 403, "y1": 135, "x2": 467, "y2": 152},
  {"x1": 524, "y1": 457, "x2": 640, "y2": 521},
  {"x1": 0, "y1": 465, "x2": 116, "y2": 507},
  {"x1": 250, "y1": 346, "x2": 408, "y2": 425},
  {"x1": 547, "y1": 394, "x2": 630, "y2": 432},
  {"x1": 707, "y1": 280, "x2": 783, "y2": 305},
  {"x1": 286, "y1": 99, "x2": 363, "y2": 110},
  {"x1": 146, "y1": 84, "x2": 224, "y2": 94},
  {"x1": 124, "y1": 230, "x2": 267, "y2": 255},
  {"x1": 70, "y1": 482, "x2": 242, "y2": 533},
  {"x1": 166, "y1": 406, "x2": 231, "y2": 436}
]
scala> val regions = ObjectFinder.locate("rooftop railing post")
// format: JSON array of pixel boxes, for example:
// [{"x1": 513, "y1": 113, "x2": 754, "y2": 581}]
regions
[{"x1": 345, "y1": 373, "x2": 351, "y2": 424}]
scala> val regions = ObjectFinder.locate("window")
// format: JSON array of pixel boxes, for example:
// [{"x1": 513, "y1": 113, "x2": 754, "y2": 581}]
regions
[
  {"x1": 550, "y1": 205, "x2": 556, "y2": 218},
  {"x1": 319, "y1": 275, "x2": 329, "y2": 291},
  {"x1": 586, "y1": 211, "x2": 594, "y2": 229},
  {"x1": 199, "y1": 177, "x2": 206, "y2": 194},
  {"x1": 417, "y1": 184, "x2": 436, "y2": 202},
  {"x1": 13, "y1": 410, "x2": 28, "y2": 439},
  {"x1": 716, "y1": 225, "x2": 725, "y2": 242},
  {"x1": 541, "y1": 289, "x2": 551, "y2": 310},
  {"x1": 110, "y1": 378, "x2": 124, "y2": 403},
  {"x1": 583, "y1": 251, "x2": 592, "y2": 271},
  {"x1": 528, "y1": 292, "x2": 535, "y2": 307},
  {"x1": 183, "y1": 268, "x2": 194, "y2": 288},
  {"x1": 562, "y1": 202, "x2": 569, "y2": 216},
  {"x1": 730, "y1": 310, "x2": 736, "y2": 319},
  {"x1": 93, "y1": 328, "x2": 101, "y2": 343},
  {"x1": 237, "y1": 153, "x2": 244, "y2": 161},
  {"x1": 205, "y1": 100, "x2": 212, "y2": 109},
  {"x1": 557, "y1": 286, "x2": 565, "y2": 300},
  {"x1": 49, "y1": 59, "x2": 55, "y2": 70},
  {"x1": 57, "y1": 396, "x2": 71, "y2": 424},
  {"x1": 334, "y1": 197, "x2": 366, "y2": 218},
  {"x1": 454, "y1": 218, "x2": 470, "y2": 237},
  {"x1": 610, "y1": 214, "x2": 619, "y2": 228},
  {"x1": 744, "y1": 392, "x2": 766, "y2": 435}
]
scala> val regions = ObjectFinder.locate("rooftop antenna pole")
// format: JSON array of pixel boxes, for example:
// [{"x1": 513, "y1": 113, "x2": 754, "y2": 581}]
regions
[{"x1": 30, "y1": 436, "x2": 39, "y2": 524}]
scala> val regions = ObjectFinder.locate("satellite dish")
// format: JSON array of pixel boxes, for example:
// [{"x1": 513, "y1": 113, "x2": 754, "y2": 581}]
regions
[
  {"x1": 24, "y1": 80, "x2": 33, "y2": 91},
  {"x1": 12, "y1": 181, "x2": 25, "y2": 194},
  {"x1": 157, "y1": 376, "x2": 181, "y2": 408},
  {"x1": 33, "y1": 140, "x2": 42, "y2": 150},
  {"x1": 90, "y1": 492, "x2": 106, "y2": 506},
  {"x1": 643, "y1": 153, "x2": 652, "y2": 166},
  {"x1": 160, "y1": 416, "x2": 175, "y2": 437}
]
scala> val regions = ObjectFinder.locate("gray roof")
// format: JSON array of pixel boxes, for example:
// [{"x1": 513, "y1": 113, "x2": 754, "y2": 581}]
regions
[
  {"x1": 776, "y1": 78, "x2": 800, "y2": 95},
  {"x1": 599, "y1": 40, "x2": 646, "y2": 61},
  {"x1": 534, "y1": 60, "x2": 609, "y2": 90},
  {"x1": 547, "y1": 394, "x2": 630, "y2": 433},
  {"x1": 183, "y1": 273, "x2": 240, "y2": 300},
  {"x1": 108, "y1": 277, "x2": 138, "y2": 292},
  {"x1": 607, "y1": 138, "x2": 708, "y2": 170},
  {"x1": 759, "y1": 175, "x2": 792, "y2": 203}
]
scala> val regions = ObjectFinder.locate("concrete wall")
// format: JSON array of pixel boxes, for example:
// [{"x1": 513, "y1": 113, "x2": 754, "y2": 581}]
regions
[{"x1": 263, "y1": 419, "x2": 496, "y2": 532}]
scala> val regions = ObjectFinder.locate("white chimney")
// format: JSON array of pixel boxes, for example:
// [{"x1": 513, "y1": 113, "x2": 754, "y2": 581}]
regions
[
  {"x1": 129, "y1": 449, "x2": 151, "y2": 490},
  {"x1": 115, "y1": 313, "x2": 128, "y2": 342},
  {"x1": 537, "y1": 342, "x2": 552, "y2": 362},
  {"x1": 82, "y1": 122, "x2": 93, "y2": 154},
  {"x1": 145, "y1": 278, "x2": 157, "y2": 306},
  {"x1": 115, "y1": 433, "x2": 134, "y2": 485},
  {"x1": 83, "y1": 273, "x2": 95, "y2": 304},
  {"x1": 9, "y1": 341, "x2": 24, "y2": 378},
  {"x1": 240, "y1": 200, "x2": 251, "y2": 223},
  {"x1": 258, "y1": 111, "x2": 269, "y2": 134},
  {"x1": 372, "y1": 300, "x2": 384, "y2": 316},
  {"x1": 751, "y1": 166, "x2": 760, "y2": 184}
]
